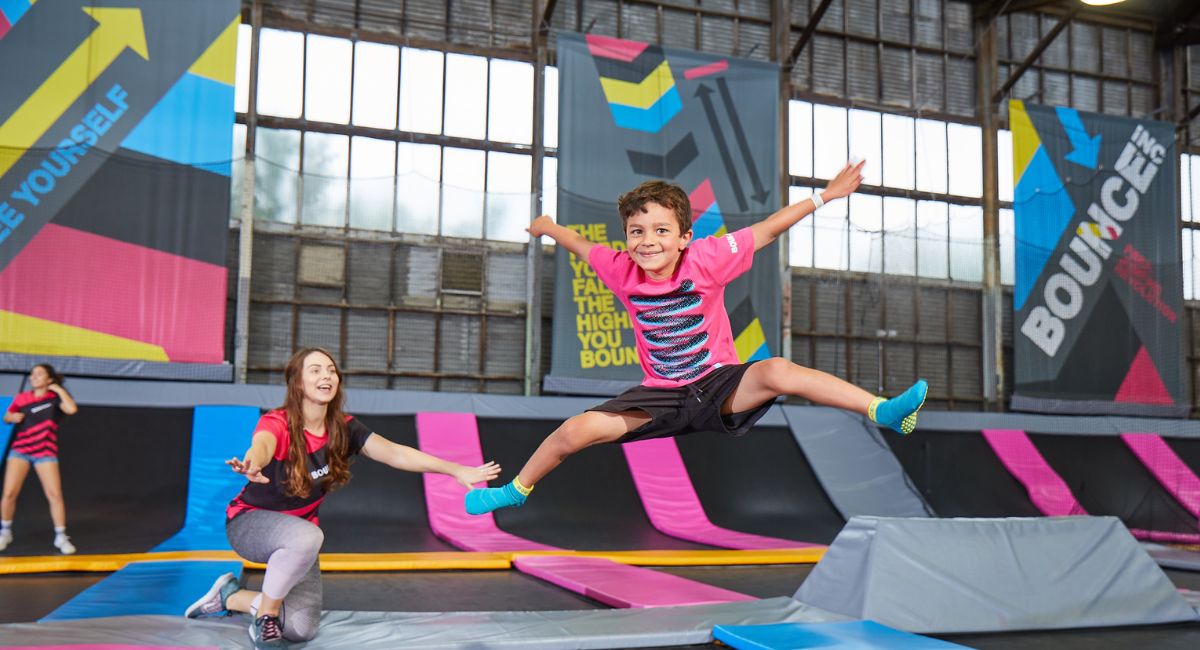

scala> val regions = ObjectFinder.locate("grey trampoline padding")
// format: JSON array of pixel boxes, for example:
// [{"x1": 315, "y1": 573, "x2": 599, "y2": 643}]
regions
[
  {"x1": 1143, "y1": 544, "x2": 1200, "y2": 572},
  {"x1": 795, "y1": 515, "x2": 1200, "y2": 634},
  {"x1": 1182, "y1": 589, "x2": 1200, "y2": 614},
  {"x1": 782, "y1": 406, "x2": 933, "y2": 519},
  {"x1": 0, "y1": 598, "x2": 848, "y2": 649},
  {"x1": 917, "y1": 410, "x2": 1200, "y2": 438}
]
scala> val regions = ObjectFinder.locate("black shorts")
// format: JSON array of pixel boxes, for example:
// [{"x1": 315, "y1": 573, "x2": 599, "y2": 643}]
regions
[{"x1": 589, "y1": 361, "x2": 771, "y2": 443}]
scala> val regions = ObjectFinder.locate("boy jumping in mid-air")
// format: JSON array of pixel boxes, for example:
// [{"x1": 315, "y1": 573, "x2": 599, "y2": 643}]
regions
[{"x1": 466, "y1": 160, "x2": 927, "y2": 515}]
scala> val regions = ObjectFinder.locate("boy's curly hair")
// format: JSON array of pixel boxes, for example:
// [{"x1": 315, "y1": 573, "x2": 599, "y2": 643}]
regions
[{"x1": 617, "y1": 181, "x2": 692, "y2": 236}]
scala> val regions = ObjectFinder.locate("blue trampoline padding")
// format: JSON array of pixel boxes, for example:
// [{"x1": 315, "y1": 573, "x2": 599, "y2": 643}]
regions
[
  {"x1": 154, "y1": 405, "x2": 261, "y2": 552},
  {"x1": 0, "y1": 396, "x2": 13, "y2": 455},
  {"x1": 40, "y1": 560, "x2": 244, "y2": 621},
  {"x1": 712, "y1": 620, "x2": 969, "y2": 649}
]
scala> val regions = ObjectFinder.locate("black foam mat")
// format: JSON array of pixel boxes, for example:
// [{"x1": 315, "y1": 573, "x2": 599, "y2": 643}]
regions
[
  {"x1": 319, "y1": 415, "x2": 457, "y2": 553},
  {"x1": 1164, "y1": 438, "x2": 1200, "y2": 479},
  {"x1": 1031, "y1": 433, "x2": 1199, "y2": 534},
  {"x1": 1, "y1": 406, "x2": 191, "y2": 556},
  {"x1": 478, "y1": 418, "x2": 717, "y2": 550},
  {"x1": 885, "y1": 430, "x2": 1044, "y2": 518},
  {"x1": 676, "y1": 426, "x2": 846, "y2": 544}
]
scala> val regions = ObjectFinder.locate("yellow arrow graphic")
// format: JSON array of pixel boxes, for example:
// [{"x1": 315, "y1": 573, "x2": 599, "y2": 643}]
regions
[
  {"x1": 0, "y1": 7, "x2": 149, "y2": 181},
  {"x1": 599, "y1": 60, "x2": 675, "y2": 109}
]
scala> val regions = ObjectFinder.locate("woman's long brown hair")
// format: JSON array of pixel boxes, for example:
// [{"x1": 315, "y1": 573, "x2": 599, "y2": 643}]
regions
[{"x1": 280, "y1": 347, "x2": 352, "y2": 498}]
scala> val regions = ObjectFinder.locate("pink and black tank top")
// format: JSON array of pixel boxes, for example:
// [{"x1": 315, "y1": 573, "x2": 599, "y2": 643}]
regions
[{"x1": 6, "y1": 390, "x2": 66, "y2": 459}]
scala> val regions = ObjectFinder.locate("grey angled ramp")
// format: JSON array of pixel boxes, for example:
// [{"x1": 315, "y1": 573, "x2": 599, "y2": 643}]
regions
[
  {"x1": 782, "y1": 406, "x2": 932, "y2": 518},
  {"x1": 795, "y1": 515, "x2": 1199, "y2": 634},
  {"x1": 1181, "y1": 589, "x2": 1200, "y2": 615},
  {"x1": 0, "y1": 598, "x2": 849, "y2": 649}
]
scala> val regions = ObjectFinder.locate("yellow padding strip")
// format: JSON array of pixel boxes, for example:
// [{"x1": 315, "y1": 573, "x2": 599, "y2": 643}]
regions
[
  {"x1": 0, "y1": 551, "x2": 510, "y2": 574},
  {"x1": 0, "y1": 547, "x2": 823, "y2": 574},
  {"x1": 511, "y1": 547, "x2": 826, "y2": 566}
]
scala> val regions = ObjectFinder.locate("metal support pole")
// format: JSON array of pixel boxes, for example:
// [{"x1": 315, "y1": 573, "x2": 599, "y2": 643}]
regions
[
  {"x1": 776, "y1": 0, "x2": 793, "y2": 362},
  {"x1": 1165, "y1": 40, "x2": 1193, "y2": 411},
  {"x1": 525, "y1": 1, "x2": 548, "y2": 395},
  {"x1": 787, "y1": 0, "x2": 835, "y2": 68},
  {"x1": 1182, "y1": 101, "x2": 1200, "y2": 128},
  {"x1": 540, "y1": 0, "x2": 559, "y2": 29},
  {"x1": 234, "y1": 1, "x2": 262, "y2": 384},
  {"x1": 977, "y1": 13, "x2": 1004, "y2": 409}
]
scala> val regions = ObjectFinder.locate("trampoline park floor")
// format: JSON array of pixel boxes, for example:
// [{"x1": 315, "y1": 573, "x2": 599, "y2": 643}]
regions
[
  {"x1": 4, "y1": 564, "x2": 1200, "y2": 648},
  {"x1": 5, "y1": 407, "x2": 1200, "y2": 647}
]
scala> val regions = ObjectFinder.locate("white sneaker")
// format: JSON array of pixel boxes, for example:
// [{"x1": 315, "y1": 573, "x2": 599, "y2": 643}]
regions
[
  {"x1": 0, "y1": 530, "x2": 11, "y2": 552},
  {"x1": 54, "y1": 535, "x2": 76, "y2": 555}
]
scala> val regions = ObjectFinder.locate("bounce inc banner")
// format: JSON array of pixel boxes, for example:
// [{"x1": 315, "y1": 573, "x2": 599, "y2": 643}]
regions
[
  {"x1": 545, "y1": 33, "x2": 781, "y2": 395},
  {"x1": 1011, "y1": 101, "x2": 1184, "y2": 416},
  {"x1": 0, "y1": 1, "x2": 237, "y2": 378}
]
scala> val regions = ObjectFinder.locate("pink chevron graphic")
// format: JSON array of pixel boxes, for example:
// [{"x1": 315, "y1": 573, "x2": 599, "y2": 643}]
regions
[
  {"x1": 585, "y1": 34, "x2": 648, "y2": 62},
  {"x1": 1115, "y1": 346, "x2": 1174, "y2": 406},
  {"x1": 683, "y1": 60, "x2": 728, "y2": 80},
  {"x1": 688, "y1": 179, "x2": 716, "y2": 218},
  {"x1": 0, "y1": 13, "x2": 10, "y2": 39}
]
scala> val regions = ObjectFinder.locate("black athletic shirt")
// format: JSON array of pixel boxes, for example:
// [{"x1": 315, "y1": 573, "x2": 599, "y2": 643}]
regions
[{"x1": 226, "y1": 409, "x2": 372, "y2": 524}]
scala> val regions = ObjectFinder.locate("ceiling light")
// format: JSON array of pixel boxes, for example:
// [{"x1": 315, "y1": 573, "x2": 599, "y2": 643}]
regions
[{"x1": 1079, "y1": 0, "x2": 1126, "y2": 6}]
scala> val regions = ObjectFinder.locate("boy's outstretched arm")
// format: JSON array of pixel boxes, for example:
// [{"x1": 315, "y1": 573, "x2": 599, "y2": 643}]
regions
[
  {"x1": 528, "y1": 214, "x2": 597, "y2": 260},
  {"x1": 750, "y1": 160, "x2": 866, "y2": 252}
]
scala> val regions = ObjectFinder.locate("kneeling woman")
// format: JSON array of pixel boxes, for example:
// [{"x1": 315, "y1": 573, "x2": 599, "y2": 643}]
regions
[{"x1": 185, "y1": 347, "x2": 499, "y2": 648}]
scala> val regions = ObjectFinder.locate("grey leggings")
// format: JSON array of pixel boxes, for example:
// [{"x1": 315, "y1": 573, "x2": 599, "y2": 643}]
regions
[{"x1": 227, "y1": 509, "x2": 324, "y2": 642}]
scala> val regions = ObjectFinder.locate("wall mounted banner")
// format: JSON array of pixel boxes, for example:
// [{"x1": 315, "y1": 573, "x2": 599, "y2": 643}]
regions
[
  {"x1": 0, "y1": 1, "x2": 237, "y2": 377},
  {"x1": 1011, "y1": 101, "x2": 1185, "y2": 416},
  {"x1": 546, "y1": 32, "x2": 780, "y2": 395}
]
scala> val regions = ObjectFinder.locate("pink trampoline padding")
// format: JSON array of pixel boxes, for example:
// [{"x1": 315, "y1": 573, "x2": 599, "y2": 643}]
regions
[
  {"x1": 415, "y1": 412, "x2": 557, "y2": 552},
  {"x1": 622, "y1": 437, "x2": 819, "y2": 550},
  {"x1": 513, "y1": 555, "x2": 755, "y2": 608},
  {"x1": 983, "y1": 429, "x2": 1200, "y2": 543},
  {"x1": 981, "y1": 429, "x2": 1087, "y2": 517},
  {"x1": 1122, "y1": 433, "x2": 1200, "y2": 520},
  {"x1": 1131, "y1": 528, "x2": 1200, "y2": 544}
]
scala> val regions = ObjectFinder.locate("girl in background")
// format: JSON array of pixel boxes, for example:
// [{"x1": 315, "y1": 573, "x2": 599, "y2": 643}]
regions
[{"x1": 1, "y1": 363, "x2": 80, "y2": 554}]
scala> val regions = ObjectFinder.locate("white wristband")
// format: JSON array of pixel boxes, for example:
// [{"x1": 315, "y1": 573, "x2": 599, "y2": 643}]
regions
[{"x1": 811, "y1": 192, "x2": 825, "y2": 210}]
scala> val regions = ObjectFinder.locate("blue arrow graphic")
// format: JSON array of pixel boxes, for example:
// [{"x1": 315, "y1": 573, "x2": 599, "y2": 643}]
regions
[{"x1": 1055, "y1": 107, "x2": 1101, "y2": 169}]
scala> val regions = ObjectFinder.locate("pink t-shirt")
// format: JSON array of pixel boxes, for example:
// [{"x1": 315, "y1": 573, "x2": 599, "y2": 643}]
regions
[{"x1": 588, "y1": 227, "x2": 755, "y2": 388}]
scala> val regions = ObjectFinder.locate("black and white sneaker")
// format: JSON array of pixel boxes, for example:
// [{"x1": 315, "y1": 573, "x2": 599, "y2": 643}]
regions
[{"x1": 250, "y1": 613, "x2": 285, "y2": 648}]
